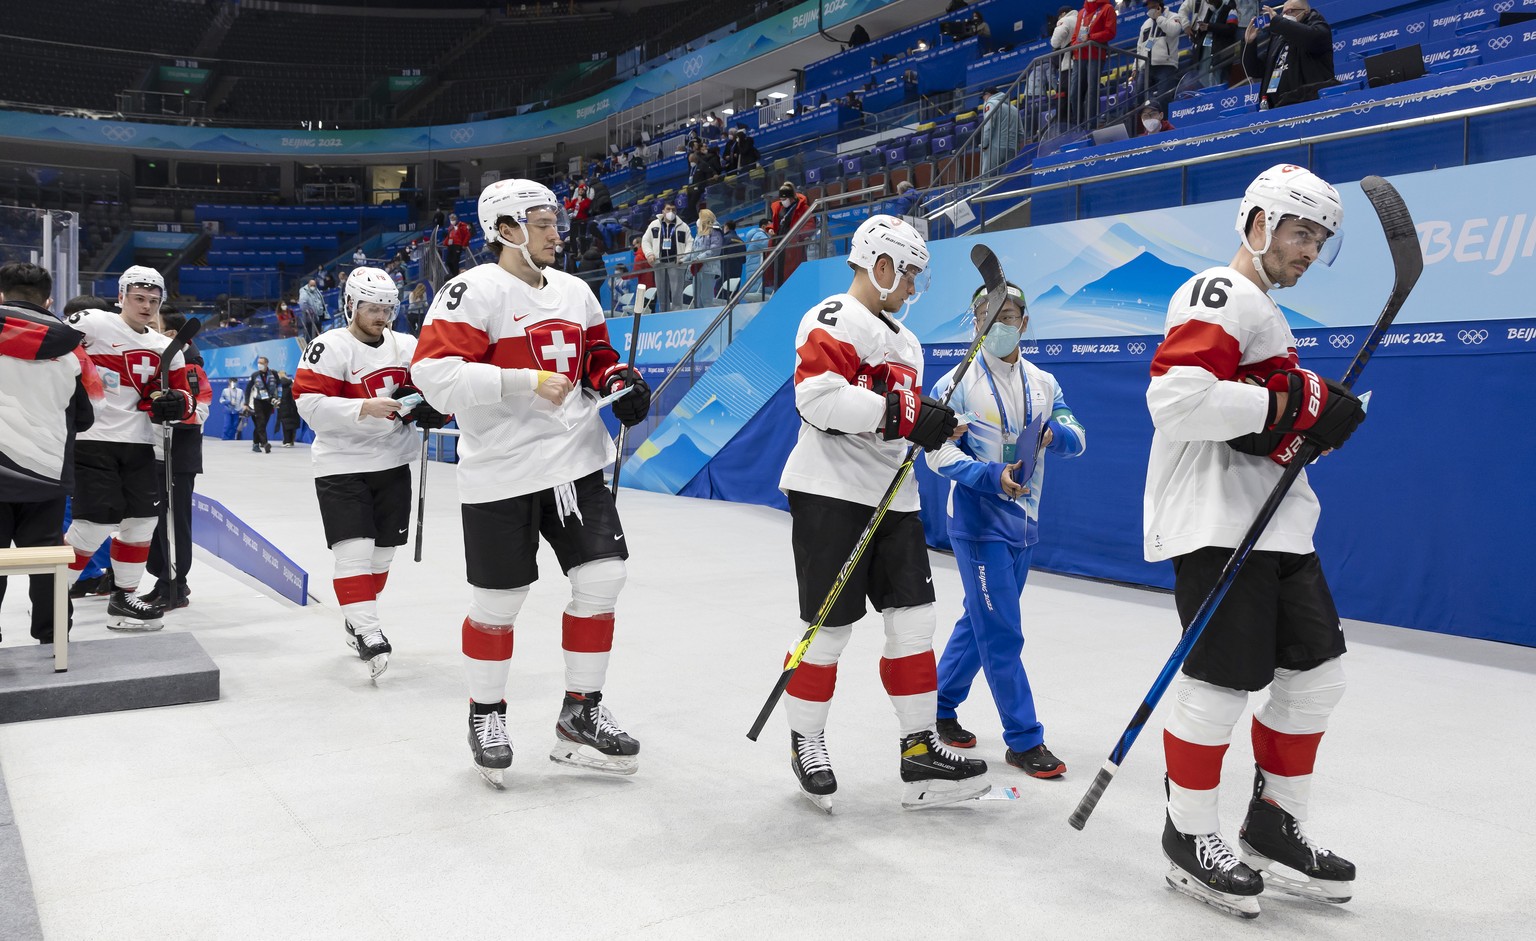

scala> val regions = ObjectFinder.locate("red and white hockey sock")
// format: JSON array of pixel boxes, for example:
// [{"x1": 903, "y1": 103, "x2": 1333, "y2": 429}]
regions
[
  {"x1": 370, "y1": 545, "x2": 396, "y2": 596},
  {"x1": 332, "y1": 538, "x2": 380, "y2": 633},
  {"x1": 1252, "y1": 661, "x2": 1346, "y2": 823},
  {"x1": 562, "y1": 612, "x2": 613, "y2": 693},
  {"x1": 881, "y1": 606, "x2": 938, "y2": 736},
  {"x1": 66, "y1": 520, "x2": 113, "y2": 573},
  {"x1": 785, "y1": 622, "x2": 852, "y2": 734},
  {"x1": 109, "y1": 517, "x2": 158, "y2": 592},
  {"x1": 464, "y1": 586, "x2": 526, "y2": 703},
  {"x1": 1163, "y1": 674, "x2": 1249, "y2": 835}
]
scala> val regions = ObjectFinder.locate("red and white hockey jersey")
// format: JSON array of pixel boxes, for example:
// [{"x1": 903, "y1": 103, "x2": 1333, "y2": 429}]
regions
[
  {"x1": 1144, "y1": 265, "x2": 1321, "y2": 562},
  {"x1": 779, "y1": 292, "x2": 925, "y2": 511},
  {"x1": 410, "y1": 262, "x2": 619, "y2": 504},
  {"x1": 67, "y1": 308, "x2": 190, "y2": 446},
  {"x1": 293, "y1": 327, "x2": 421, "y2": 477}
]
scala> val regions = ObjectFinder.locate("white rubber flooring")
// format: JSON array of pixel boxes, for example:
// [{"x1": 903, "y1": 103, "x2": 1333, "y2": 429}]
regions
[{"x1": 1, "y1": 438, "x2": 1532, "y2": 940}]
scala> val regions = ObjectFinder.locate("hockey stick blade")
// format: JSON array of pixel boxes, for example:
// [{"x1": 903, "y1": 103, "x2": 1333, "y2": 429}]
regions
[
  {"x1": 746, "y1": 245, "x2": 1011, "y2": 742},
  {"x1": 1068, "y1": 176, "x2": 1423, "y2": 830}
]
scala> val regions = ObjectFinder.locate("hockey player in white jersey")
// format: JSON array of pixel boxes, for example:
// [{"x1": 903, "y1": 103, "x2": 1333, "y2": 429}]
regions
[
  {"x1": 64, "y1": 266, "x2": 196, "y2": 630},
  {"x1": 293, "y1": 267, "x2": 448, "y2": 680},
  {"x1": 1146, "y1": 165, "x2": 1366, "y2": 917},
  {"x1": 411, "y1": 179, "x2": 651, "y2": 788},
  {"x1": 778, "y1": 214, "x2": 988, "y2": 812}
]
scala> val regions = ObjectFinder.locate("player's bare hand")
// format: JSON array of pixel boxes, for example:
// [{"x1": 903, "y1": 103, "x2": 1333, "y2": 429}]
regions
[
  {"x1": 1246, "y1": 23, "x2": 1259, "y2": 41},
  {"x1": 536, "y1": 373, "x2": 574, "y2": 406},
  {"x1": 1000, "y1": 460, "x2": 1028, "y2": 499},
  {"x1": 1041, "y1": 426, "x2": 1055, "y2": 448},
  {"x1": 949, "y1": 421, "x2": 968, "y2": 440},
  {"x1": 360, "y1": 397, "x2": 403, "y2": 420}
]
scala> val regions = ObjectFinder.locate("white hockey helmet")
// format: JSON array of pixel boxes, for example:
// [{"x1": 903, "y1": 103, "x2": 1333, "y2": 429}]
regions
[
  {"x1": 344, "y1": 266, "x2": 398, "y2": 323},
  {"x1": 478, "y1": 178, "x2": 571, "y2": 245},
  {"x1": 118, "y1": 265, "x2": 165, "y2": 298},
  {"x1": 1236, "y1": 164, "x2": 1344, "y2": 278},
  {"x1": 847, "y1": 214, "x2": 931, "y2": 304}
]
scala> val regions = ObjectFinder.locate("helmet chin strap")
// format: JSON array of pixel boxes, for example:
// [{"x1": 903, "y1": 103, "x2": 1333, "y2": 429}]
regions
[
  {"x1": 1245, "y1": 220, "x2": 1284, "y2": 290},
  {"x1": 506, "y1": 221, "x2": 546, "y2": 272},
  {"x1": 864, "y1": 265, "x2": 897, "y2": 303}
]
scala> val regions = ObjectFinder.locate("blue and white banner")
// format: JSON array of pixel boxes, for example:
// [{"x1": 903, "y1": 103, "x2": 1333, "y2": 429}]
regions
[
  {"x1": 190, "y1": 493, "x2": 308, "y2": 605},
  {"x1": 203, "y1": 337, "x2": 305, "y2": 381}
]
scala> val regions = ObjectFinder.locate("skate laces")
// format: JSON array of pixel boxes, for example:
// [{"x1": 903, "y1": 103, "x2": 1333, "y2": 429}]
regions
[
  {"x1": 590, "y1": 703, "x2": 625, "y2": 739},
  {"x1": 1194, "y1": 834, "x2": 1244, "y2": 873},
  {"x1": 796, "y1": 731, "x2": 833, "y2": 775},
  {"x1": 928, "y1": 730, "x2": 969, "y2": 764},
  {"x1": 361, "y1": 629, "x2": 387, "y2": 648},
  {"x1": 1289, "y1": 817, "x2": 1331, "y2": 864},
  {"x1": 474, "y1": 710, "x2": 509, "y2": 747}
]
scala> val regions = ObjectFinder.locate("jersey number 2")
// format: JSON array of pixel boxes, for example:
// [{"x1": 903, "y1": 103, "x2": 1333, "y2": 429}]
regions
[{"x1": 816, "y1": 300, "x2": 842, "y2": 326}]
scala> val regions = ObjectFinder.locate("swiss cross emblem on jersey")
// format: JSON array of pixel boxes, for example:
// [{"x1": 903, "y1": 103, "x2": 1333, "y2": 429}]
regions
[
  {"x1": 854, "y1": 362, "x2": 917, "y2": 395},
  {"x1": 525, "y1": 320, "x2": 586, "y2": 382},
  {"x1": 358, "y1": 366, "x2": 408, "y2": 399},
  {"x1": 122, "y1": 349, "x2": 162, "y2": 393}
]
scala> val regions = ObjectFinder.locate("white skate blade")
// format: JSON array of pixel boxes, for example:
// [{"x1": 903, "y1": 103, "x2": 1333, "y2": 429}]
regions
[
  {"x1": 798, "y1": 788, "x2": 834, "y2": 814},
  {"x1": 548, "y1": 741, "x2": 638, "y2": 776},
  {"x1": 474, "y1": 763, "x2": 506, "y2": 790},
  {"x1": 1165, "y1": 866, "x2": 1262, "y2": 919},
  {"x1": 106, "y1": 616, "x2": 163, "y2": 632},
  {"x1": 1241, "y1": 851, "x2": 1352, "y2": 903},
  {"x1": 366, "y1": 652, "x2": 389, "y2": 680},
  {"x1": 900, "y1": 776, "x2": 991, "y2": 810}
]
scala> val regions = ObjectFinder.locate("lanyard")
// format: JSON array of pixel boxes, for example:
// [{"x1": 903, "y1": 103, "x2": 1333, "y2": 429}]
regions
[{"x1": 980, "y1": 358, "x2": 1030, "y2": 440}]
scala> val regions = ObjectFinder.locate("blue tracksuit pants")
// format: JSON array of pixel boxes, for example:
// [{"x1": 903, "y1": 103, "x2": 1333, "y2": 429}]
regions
[{"x1": 936, "y1": 537, "x2": 1043, "y2": 752}]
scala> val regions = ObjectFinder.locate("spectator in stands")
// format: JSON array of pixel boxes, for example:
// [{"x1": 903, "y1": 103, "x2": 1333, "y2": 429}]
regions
[
  {"x1": 691, "y1": 209, "x2": 724, "y2": 308},
  {"x1": 442, "y1": 213, "x2": 473, "y2": 276},
  {"x1": 1136, "y1": 101, "x2": 1175, "y2": 135},
  {"x1": 1182, "y1": 0, "x2": 1240, "y2": 88},
  {"x1": 323, "y1": 268, "x2": 338, "y2": 291},
  {"x1": 219, "y1": 378, "x2": 243, "y2": 440},
  {"x1": 276, "y1": 301, "x2": 296, "y2": 337},
  {"x1": 406, "y1": 282, "x2": 430, "y2": 336},
  {"x1": 720, "y1": 220, "x2": 746, "y2": 294},
  {"x1": 1138, "y1": 0, "x2": 1187, "y2": 112},
  {"x1": 245, "y1": 356, "x2": 280, "y2": 455},
  {"x1": 276, "y1": 370, "x2": 302, "y2": 448},
  {"x1": 979, "y1": 87, "x2": 1022, "y2": 175},
  {"x1": 629, "y1": 235, "x2": 655, "y2": 298},
  {"x1": 1069, "y1": 0, "x2": 1118, "y2": 128},
  {"x1": 848, "y1": 23, "x2": 871, "y2": 47},
  {"x1": 642, "y1": 202, "x2": 692, "y2": 313},
  {"x1": 969, "y1": 11, "x2": 993, "y2": 52},
  {"x1": 608, "y1": 264, "x2": 632, "y2": 317},
  {"x1": 0, "y1": 263, "x2": 94, "y2": 644},
  {"x1": 567, "y1": 178, "x2": 594, "y2": 252},
  {"x1": 299, "y1": 277, "x2": 326, "y2": 341},
  {"x1": 578, "y1": 243, "x2": 607, "y2": 300},
  {"x1": 1243, "y1": 1, "x2": 1336, "y2": 109},
  {"x1": 591, "y1": 176, "x2": 614, "y2": 214},
  {"x1": 892, "y1": 180, "x2": 922, "y2": 218},
  {"x1": 353, "y1": 246, "x2": 367, "y2": 267},
  {"x1": 1050, "y1": 6, "x2": 1079, "y2": 117},
  {"x1": 768, "y1": 182, "x2": 815, "y2": 289},
  {"x1": 734, "y1": 127, "x2": 760, "y2": 170},
  {"x1": 844, "y1": 91, "x2": 864, "y2": 111},
  {"x1": 745, "y1": 217, "x2": 772, "y2": 291}
]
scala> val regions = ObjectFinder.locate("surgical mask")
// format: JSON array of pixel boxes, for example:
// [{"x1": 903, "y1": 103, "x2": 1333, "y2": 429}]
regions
[
  {"x1": 664, "y1": 211, "x2": 676, "y2": 221},
  {"x1": 781, "y1": 197, "x2": 793, "y2": 207},
  {"x1": 1143, "y1": 117, "x2": 1163, "y2": 132},
  {"x1": 983, "y1": 322, "x2": 1021, "y2": 357},
  {"x1": 1283, "y1": 12, "x2": 1299, "y2": 20}
]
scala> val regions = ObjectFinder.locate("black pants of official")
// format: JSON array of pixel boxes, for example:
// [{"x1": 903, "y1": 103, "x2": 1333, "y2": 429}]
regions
[
  {"x1": 252, "y1": 401, "x2": 274, "y2": 451},
  {"x1": 148, "y1": 468, "x2": 196, "y2": 590},
  {"x1": 0, "y1": 496, "x2": 71, "y2": 643},
  {"x1": 447, "y1": 245, "x2": 464, "y2": 276}
]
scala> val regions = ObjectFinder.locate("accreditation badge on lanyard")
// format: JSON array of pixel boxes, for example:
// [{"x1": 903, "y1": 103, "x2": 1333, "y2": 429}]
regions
[{"x1": 981, "y1": 361, "x2": 1031, "y2": 464}]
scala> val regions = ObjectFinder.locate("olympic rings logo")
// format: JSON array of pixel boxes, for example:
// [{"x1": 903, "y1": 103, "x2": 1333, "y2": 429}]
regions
[
  {"x1": 1496, "y1": 1, "x2": 1514, "y2": 12},
  {"x1": 683, "y1": 56, "x2": 705, "y2": 78},
  {"x1": 1489, "y1": 35, "x2": 1514, "y2": 50},
  {"x1": 102, "y1": 125, "x2": 136, "y2": 142},
  {"x1": 1128, "y1": 341, "x2": 1147, "y2": 355},
  {"x1": 1045, "y1": 344, "x2": 1063, "y2": 356},
  {"x1": 1407, "y1": 22, "x2": 1425, "y2": 33},
  {"x1": 1221, "y1": 97, "x2": 1238, "y2": 108},
  {"x1": 449, "y1": 128, "x2": 475, "y2": 144},
  {"x1": 1457, "y1": 329, "x2": 1489, "y2": 345},
  {"x1": 1328, "y1": 334, "x2": 1355, "y2": 349}
]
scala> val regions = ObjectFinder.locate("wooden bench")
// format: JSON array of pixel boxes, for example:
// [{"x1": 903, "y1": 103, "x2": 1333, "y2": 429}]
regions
[{"x1": 0, "y1": 545, "x2": 74, "y2": 672}]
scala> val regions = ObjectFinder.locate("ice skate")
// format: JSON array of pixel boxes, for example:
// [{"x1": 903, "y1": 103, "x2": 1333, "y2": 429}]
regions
[
  {"x1": 1239, "y1": 767, "x2": 1355, "y2": 903},
  {"x1": 936, "y1": 716, "x2": 976, "y2": 749},
  {"x1": 105, "y1": 589, "x2": 164, "y2": 632},
  {"x1": 345, "y1": 621, "x2": 391, "y2": 680},
  {"x1": 790, "y1": 729, "x2": 836, "y2": 813},
  {"x1": 548, "y1": 691, "x2": 639, "y2": 775},
  {"x1": 899, "y1": 728, "x2": 990, "y2": 809},
  {"x1": 1162, "y1": 814, "x2": 1264, "y2": 919},
  {"x1": 468, "y1": 700, "x2": 512, "y2": 789}
]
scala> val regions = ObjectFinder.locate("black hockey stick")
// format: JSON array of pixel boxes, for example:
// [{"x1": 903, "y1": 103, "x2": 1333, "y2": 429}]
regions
[
  {"x1": 413, "y1": 431, "x2": 429, "y2": 562},
  {"x1": 1068, "y1": 175, "x2": 1423, "y2": 831},
  {"x1": 157, "y1": 316, "x2": 202, "y2": 609},
  {"x1": 747, "y1": 243, "x2": 1012, "y2": 741},
  {"x1": 609, "y1": 297, "x2": 646, "y2": 497}
]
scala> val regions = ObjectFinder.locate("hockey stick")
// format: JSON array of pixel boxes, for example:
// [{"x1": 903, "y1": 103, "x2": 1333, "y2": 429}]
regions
[
  {"x1": 413, "y1": 431, "x2": 429, "y2": 562},
  {"x1": 747, "y1": 243, "x2": 1011, "y2": 741},
  {"x1": 156, "y1": 316, "x2": 202, "y2": 609},
  {"x1": 609, "y1": 297, "x2": 646, "y2": 497},
  {"x1": 1068, "y1": 175, "x2": 1423, "y2": 831}
]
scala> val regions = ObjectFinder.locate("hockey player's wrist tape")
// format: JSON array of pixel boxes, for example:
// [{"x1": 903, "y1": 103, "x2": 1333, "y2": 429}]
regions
[{"x1": 500, "y1": 368, "x2": 559, "y2": 396}]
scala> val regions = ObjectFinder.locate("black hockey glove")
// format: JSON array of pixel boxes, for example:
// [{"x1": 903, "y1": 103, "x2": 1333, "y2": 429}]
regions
[
  {"x1": 147, "y1": 389, "x2": 194, "y2": 424},
  {"x1": 395, "y1": 383, "x2": 450, "y2": 429},
  {"x1": 1228, "y1": 369, "x2": 1365, "y2": 465},
  {"x1": 880, "y1": 389, "x2": 957, "y2": 452},
  {"x1": 602, "y1": 366, "x2": 651, "y2": 428}
]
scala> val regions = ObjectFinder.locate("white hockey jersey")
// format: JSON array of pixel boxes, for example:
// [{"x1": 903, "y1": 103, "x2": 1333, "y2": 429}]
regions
[
  {"x1": 779, "y1": 293, "x2": 926, "y2": 512},
  {"x1": 293, "y1": 327, "x2": 422, "y2": 477},
  {"x1": 1144, "y1": 265, "x2": 1321, "y2": 562},
  {"x1": 410, "y1": 262, "x2": 617, "y2": 504},
  {"x1": 67, "y1": 308, "x2": 189, "y2": 446}
]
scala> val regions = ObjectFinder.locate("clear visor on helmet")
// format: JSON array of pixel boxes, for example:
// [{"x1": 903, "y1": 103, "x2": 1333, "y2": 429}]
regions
[
  {"x1": 353, "y1": 300, "x2": 395, "y2": 318},
  {"x1": 901, "y1": 262, "x2": 931, "y2": 300},
  {"x1": 1273, "y1": 216, "x2": 1342, "y2": 266},
  {"x1": 521, "y1": 203, "x2": 571, "y2": 237}
]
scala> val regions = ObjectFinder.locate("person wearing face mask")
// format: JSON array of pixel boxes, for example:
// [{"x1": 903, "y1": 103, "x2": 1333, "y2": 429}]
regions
[
  {"x1": 641, "y1": 202, "x2": 692, "y2": 313},
  {"x1": 924, "y1": 282, "x2": 1086, "y2": 779},
  {"x1": 245, "y1": 355, "x2": 281, "y2": 454},
  {"x1": 1137, "y1": 102, "x2": 1175, "y2": 135},
  {"x1": 1137, "y1": 0, "x2": 1186, "y2": 113},
  {"x1": 777, "y1": 215, "x2": 989, "y2": 813},
  {"x1": 1242, "y1": 0, "x2": 1335, "y2": 109},
  {"x1": 767, "y1": 182, "x2": 815, "y2": 290}
]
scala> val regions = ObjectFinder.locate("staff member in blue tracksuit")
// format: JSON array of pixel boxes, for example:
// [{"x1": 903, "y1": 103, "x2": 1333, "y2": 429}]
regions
[{"x1": 924, "y1": 281, "x2": 1086, "y2": 777}]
